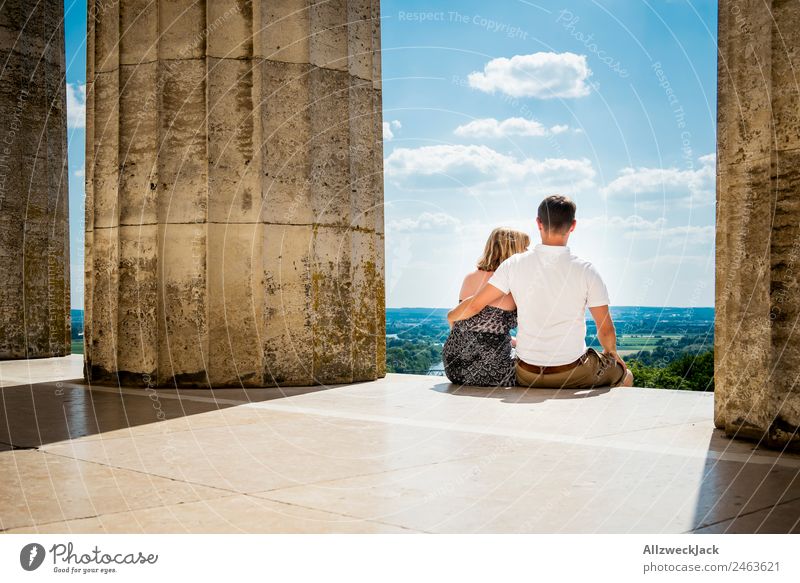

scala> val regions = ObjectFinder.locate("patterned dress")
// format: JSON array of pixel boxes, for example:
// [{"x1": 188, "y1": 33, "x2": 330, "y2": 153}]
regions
[{"x1": 443, "y1": 305, "x2": 518, "y2": 386}]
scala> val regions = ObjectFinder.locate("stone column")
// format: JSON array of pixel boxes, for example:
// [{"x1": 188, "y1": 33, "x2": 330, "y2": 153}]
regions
[
  {"x1": 85, "y1": 0, "x2": 385, "y2": 387},
  {"x1": 715, "y1": 0, "x2": 800, "y2": 449},
  {"x1": 0, "y1": 0, "x2": 71, "y2": 359}
]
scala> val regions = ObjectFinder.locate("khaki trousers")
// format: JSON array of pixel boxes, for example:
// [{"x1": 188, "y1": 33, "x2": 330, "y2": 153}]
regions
[{"x1": 515, "y1": 348, "x2": 626, "y2": 389}]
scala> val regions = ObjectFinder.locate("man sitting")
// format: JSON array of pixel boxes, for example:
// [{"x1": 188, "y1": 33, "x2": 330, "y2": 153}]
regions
[{"x1": 447, "y1": 194, "x2": 634, "y2": 388}]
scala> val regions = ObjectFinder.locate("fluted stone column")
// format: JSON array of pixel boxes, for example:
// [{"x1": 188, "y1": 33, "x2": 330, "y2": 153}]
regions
[
  {"x1": 0, "y1": 0, "x2": 71, "y2": 359},
  {"x1": 85, "y1": 0, "x2": 385, "y2": 387},
  {"x1": 715, "y1": 0, "x2": 800, "y2": 449}
]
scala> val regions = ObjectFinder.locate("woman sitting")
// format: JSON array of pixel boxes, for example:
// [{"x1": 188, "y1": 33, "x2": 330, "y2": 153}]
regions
[{"x1": 442, "y1": 227, "x2": 530, "y2": 386}]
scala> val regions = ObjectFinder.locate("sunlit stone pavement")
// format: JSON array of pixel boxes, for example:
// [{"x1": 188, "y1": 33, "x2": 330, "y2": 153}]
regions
[{"x1": 1, "y1": 355, "x2": 798, "y2": 534}]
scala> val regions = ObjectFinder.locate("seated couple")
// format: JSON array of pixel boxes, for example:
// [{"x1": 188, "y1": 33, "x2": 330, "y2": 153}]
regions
[{"x1": 444, "y1": 195, "x2": 634, "y2": 389}]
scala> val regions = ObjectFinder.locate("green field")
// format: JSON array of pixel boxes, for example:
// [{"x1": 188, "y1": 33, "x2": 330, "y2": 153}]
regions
[{"x1": 616, "y1": 335, "x2": 683, "y2": 354}]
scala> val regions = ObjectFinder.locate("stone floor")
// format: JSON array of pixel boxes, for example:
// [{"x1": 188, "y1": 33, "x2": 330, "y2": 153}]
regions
[{"x1": 1, "y1": 355, "x2": 799, "y2": 534}]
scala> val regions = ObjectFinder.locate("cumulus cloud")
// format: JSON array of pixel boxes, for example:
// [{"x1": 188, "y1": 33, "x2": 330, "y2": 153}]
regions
[
  {"x1": 454, "y1": 218, "x2": 534, "y2": 242},
  {"x1": 635, "y1": 254, "x2": 712, "y2": 267},
  {"x1": 387, "y1": 211, "x2": 461, "y2": 233},
  {"x1": 581, "y1": 214, "x2": 667, "y2": 231},
  {"x1": 384, "y1": 144, "x2": 596, "y2": 194},
  {"x1": 467, "y1": 52, "x2": 592, "y2": 99},
  {"x1": 453, "y1": 117, "x2": 574, "y2": 139},
  {"x1": 387, "y1": 214, "x2": 537, "y2": 255},
  {"x1": 581, "y1": 214, "x2": 714, "y2": 248},
  {"x1": 383, "y1": 120, "x2": 402, "y2": 141},
  {"x1": 601, "y1": 154, "x2": 716, "y2": 205},
  {"x1": 66, "y1": 83, "x2": 86, "y2": 129},
  {"x1": 630, "y1": 224, "x2": 715, "y2": 247}
]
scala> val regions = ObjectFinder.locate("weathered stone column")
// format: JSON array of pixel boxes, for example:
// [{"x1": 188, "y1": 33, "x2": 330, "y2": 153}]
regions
[
  {"x1": 0, "y1": 0, "x2": 71, "y2": 359},
  {"x1": 715, "y1": 0, "x2": 800, "y2": 449},
  {"x1": 85, "y1": 0, "x2": 385, "y2": 387}
]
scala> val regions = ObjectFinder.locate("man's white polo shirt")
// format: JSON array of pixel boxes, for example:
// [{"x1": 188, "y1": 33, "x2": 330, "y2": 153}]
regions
[{"x1": 488, "y1": 243, "x2": 610, "y2": 366}]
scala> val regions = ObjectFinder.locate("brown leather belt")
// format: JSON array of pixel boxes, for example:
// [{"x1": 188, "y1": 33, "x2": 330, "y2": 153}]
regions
[{"x1": 516, "y1": 355, "x2": 584, "y2": 375}]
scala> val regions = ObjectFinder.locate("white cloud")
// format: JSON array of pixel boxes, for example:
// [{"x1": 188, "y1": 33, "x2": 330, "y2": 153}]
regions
[
  {"x1": 387, "y1": 211, "x2": 461, "y2": 233},
  {"x1": 383, "y1": 119, "x2": 402, "y2": 141},
  {"x1": 467, "y1": 52, "x2": 592, "y2": 99},
  {"x1": 630, "y1": 224, "x2": 715, "y2": 248},
  {"x1": 631, "y1": 223, "x2": 713, "y2": 240},
  {"x1": 66, "y1": 83, "x2": 86, "y2": 129},
  {"x1": 74, "y1": 168, "x2": 84, "y2": 178},
  {"x1": 635, "y1": 254, "x2": 712, "y2": 267},
  {"x1": 581, "y1": 214, "x2": 667, "y2": 231},
  {"x1": 581, "y1": 214, "x2": 714, "y2": 249},
  {"x1": 601, "y1": 154, "x2": 716, "y2": 205},
  {"x1": 384, "y1": 144, "x2": 595, "y2": 194},
  {"x1": 454, "y1": 218, "x2": 534, "y2": 241},
  {"x1": 453, "y1": 117, "x2": 575, "y2": 139}
]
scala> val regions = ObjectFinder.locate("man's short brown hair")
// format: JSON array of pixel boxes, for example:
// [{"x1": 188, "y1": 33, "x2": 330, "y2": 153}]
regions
[{"x1": 537, "y1": 195, "x2": 576, "y2": 233}]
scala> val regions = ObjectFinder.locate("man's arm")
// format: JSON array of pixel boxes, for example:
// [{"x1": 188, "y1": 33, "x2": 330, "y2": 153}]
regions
[
  {"x1": 447, "y1": 284, "x2": 504, "y2": 328},
  {"x1": 588, "y1": 305, "x2": 626, "y2": 370}
]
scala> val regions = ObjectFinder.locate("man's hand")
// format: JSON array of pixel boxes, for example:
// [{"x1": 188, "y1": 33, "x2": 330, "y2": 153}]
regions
[
  {"x1": 589, "y1": 305, "x2": 625, "y2": 371},
  {"x1": 603, "y1": 349, "x2": 627, "y2": 372},
  {"x1": 446, "y1": 309, "x2": 458, "y2": 329},
  {"x1": 447, "y1": 284, "x2": 505, "y2": 328}
]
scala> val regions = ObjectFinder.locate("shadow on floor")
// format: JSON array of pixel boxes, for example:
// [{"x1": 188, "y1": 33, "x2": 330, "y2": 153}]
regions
[
  {"x1": 432, "y1": 382, "x2": 611, "y2": 403},
  {"x1": 690, "y1": 434, "x2": 800, "y2": 533},
  {"x1": 0, "y1": 378, "x2": 342, "y2": 449}
]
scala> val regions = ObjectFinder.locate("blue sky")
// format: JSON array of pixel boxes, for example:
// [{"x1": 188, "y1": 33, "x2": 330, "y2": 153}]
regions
[
  {"x1": 64, "y1": 0, "x2": 717, "y2": 310},
  {"x1": 64, "y1": 0, "x2": 86, "y2": 310}
]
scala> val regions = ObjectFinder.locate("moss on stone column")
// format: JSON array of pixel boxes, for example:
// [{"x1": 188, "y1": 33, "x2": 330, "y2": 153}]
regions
[
  {"x1": 85, "y1": 0, "x2": 386, "y2": 387},
  {"x1": 715, "y1": 0, "x2": 800, "y2": 449},
  {"x1": 0, "y1": 0, "x2": 71, "y2": 359}
]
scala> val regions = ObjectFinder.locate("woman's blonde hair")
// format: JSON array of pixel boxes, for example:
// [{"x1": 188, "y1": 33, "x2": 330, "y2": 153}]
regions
[{"x1": 476, "y1": 227, "x2": 530, "y2": 272}]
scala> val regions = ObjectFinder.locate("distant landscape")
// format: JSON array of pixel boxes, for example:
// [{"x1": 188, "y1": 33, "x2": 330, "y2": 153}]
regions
[
  {"x1": 387, "y1": 306, "x2": 715, "y2": 391},
  {"x1": 70, "y1": 306, "x2": 715, "y2": 391},
  {"x1": 70, "y1": 309, "x2": 83, "y2": 354}
]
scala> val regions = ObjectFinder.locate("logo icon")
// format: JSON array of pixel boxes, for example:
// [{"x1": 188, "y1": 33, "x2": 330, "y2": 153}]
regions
[{"x1": 20, "y1": 543, "x2": 46, "y2": 571}]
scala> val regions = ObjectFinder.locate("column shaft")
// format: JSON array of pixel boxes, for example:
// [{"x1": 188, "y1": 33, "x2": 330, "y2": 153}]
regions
[
  {"x1": 0, "y1": 0, "x2": 70, "y2": 359},
  {"x1": 85, "y1": 0, "x2": 385, "y2": 387},
  {"x1": 715, "y1": 0, "x2": 800, "y2": 448}
]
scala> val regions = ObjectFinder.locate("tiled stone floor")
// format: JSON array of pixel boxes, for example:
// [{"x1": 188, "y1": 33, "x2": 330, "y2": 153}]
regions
[{"x1": 1, "y1": 355, "x2": 798, "y2": 533}]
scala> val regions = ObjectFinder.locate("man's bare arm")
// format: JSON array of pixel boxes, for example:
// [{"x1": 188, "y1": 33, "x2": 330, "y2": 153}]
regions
[
  {"x1": 588, "y1": 305, "x2": 626, "y2": 370},
  {"x1": 447, "y1": 284, "x2": 505, "y2": 327}
]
